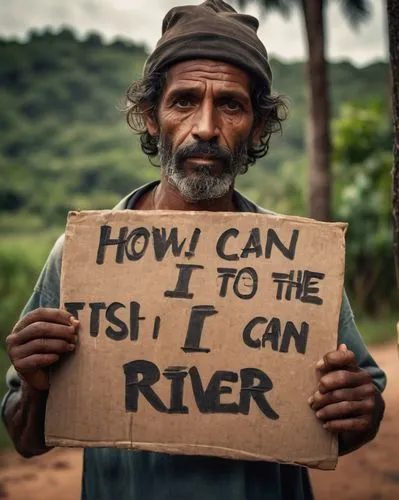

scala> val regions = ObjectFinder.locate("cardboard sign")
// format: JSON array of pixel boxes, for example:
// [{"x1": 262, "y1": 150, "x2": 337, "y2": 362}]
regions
[{"x1": 46, "y1": 210, "x2": 347, "y2": 470}]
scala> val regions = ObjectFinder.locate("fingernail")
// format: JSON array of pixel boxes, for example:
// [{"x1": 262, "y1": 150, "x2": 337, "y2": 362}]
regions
[
  {"x1": 307, "y1": 396, "x2": 314, "y2": 405},
  {"x1": 68, "y1": 343, "x2": 76, "y2": 351},
  {"x1": 316, "y1": 411, "x2": 322, "y2": 418},
  {"x1": 323, "y1": 423, "x2": 329, "y2": 429},
  {"x1": 316, "y1": 359, "x2": 325, "y2": 369},
  {"x1": 73, "y1": 335, "x2": 78, "y2": 343}
]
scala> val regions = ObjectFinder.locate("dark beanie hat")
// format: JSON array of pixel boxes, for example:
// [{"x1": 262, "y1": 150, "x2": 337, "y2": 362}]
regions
[{"x1": 144, "y1": 0, "x2": 272, "y2": 94}]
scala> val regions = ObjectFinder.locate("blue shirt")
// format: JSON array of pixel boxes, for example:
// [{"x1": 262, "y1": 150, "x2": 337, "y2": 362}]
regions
[{"x1": 2, "y1": 182, "x2": 387, "y2": 500}]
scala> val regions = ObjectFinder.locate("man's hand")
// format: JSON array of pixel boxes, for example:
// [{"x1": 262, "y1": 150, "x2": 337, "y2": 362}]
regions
[
  {"x1": 6, "y1": 308, "x2": 79, "y2": 391},
  {"x1": 308, "y1": 344, "x2": 384, "y2": 455}
]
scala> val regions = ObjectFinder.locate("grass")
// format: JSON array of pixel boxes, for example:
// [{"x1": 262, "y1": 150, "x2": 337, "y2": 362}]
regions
[{"x1": 356, "y1": 314, "x2": 398, "y2": 346}]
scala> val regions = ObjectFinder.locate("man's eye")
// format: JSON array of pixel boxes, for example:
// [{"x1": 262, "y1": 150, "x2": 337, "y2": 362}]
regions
[
  {"x1": 175, "y1": 98, "x2": 193, "y2": 108},
  {"x1": 221, "y1": 100, "x2": 242, "y2": 112}
]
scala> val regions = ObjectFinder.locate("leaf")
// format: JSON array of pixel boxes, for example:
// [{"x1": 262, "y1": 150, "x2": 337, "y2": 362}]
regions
[
  {"x1": 235, "y1": 0, "x2": 295, "y2": 18},
  {"x1": 337, "y1": 0, "x2": 372, "y2": 28}
]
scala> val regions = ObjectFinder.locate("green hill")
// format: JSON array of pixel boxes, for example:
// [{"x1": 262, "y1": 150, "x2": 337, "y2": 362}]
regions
[{"x1": 0, "y1": 28, "x2": 390, "y2": 230}]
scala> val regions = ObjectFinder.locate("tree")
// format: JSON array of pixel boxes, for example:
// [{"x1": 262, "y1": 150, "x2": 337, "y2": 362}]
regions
[
  {"x1": 332, "y1": 101, "x2": 394, "y2": 314},
  {"x1": 387, "y1": 0, "x2": 399, "y2": 296},
  {"x1": 237, "y1": 0, "x2": 371, "y2": 221}
]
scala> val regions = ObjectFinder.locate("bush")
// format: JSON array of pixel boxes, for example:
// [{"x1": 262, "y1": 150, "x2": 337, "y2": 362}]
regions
[{"x1": 0, "y1": 236, "x2": 54, "y2": 346}]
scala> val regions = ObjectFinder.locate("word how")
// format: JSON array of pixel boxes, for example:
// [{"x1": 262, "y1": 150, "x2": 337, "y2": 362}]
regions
[{"x1": 96, "y1": 225, "x2": 300, "y2": 264}]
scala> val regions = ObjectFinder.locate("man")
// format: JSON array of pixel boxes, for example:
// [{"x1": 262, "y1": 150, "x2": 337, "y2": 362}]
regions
[{"x1": 2, "y1": 1, "x2": 386, "y2": 499}]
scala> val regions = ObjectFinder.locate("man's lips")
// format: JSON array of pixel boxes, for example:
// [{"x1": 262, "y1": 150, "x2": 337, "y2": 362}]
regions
[{"x1": 185, "y1": 156, "x2": 220, "y2": 164}]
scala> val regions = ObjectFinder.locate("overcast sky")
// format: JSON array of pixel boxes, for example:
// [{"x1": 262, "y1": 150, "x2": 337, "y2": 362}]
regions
[{"x1": 0, "y1": 0, "x2": 387, "y2": 66}]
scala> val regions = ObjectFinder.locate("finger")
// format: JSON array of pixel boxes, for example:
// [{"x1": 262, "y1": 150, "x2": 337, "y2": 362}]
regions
[
  {"x1": 316, "y1": 348, "x2": 358, "y2": 373},
  {"x1": 319, "y1": 369, "x2": 372, "y2": 394},
  {"x1": 7, "y1": 322, "x2": 78, "y2": 348},
  {"x1": 314, "y1": 398, "x2": 375, "y2": 421},
  {"x1": 13, "y1": 308, "x2": 78, "y2": 334},
  {"x1": 12, "y1": 338, "x2": 76, "y2": 360},
  {"x1": 309, "y1": 384, "x2": 375, "y2": 411},
  {"x1": 14, "y1": 353, "x2": 60, "y2": 373},
  {"x1": 323, "y1": 416, "x2": 372, "y2": 433}
]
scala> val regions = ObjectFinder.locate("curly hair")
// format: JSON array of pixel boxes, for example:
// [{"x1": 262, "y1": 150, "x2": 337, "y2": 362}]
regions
[{"x1": 125, "y1": 69, "x2": 288, "y2": 172}]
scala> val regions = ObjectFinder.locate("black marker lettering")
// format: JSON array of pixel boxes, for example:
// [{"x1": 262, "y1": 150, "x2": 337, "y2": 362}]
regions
[
  {"x1": 185, "y1": 228, "x2": 201, "y2": 258},
  {"x1": 242, "y1": 317, "x2": 265, "y2": 348},
  {"x1": 181, "y1": 305, "x2": 218, "y2": 353},
  {"x1": 88, "y1": 302, "x2": 106, "y2": 337},
  {"x1": 96, "y1": 225, "x2": 128, "y2": 264},
  {"x1": 241, "y1": 228, "x2": 262, "y2": 258},
  {"x1": 301, "y1": 270, "x2": 325, "y2": 305},
  {"x1": 233, "y1": 267, "x2": 258, "y2": 300},
  {"x1": 123, "y1": 360, "x2": 168, "y2": 413},
  {"x1": 130, "y1": 301, "x2": 146, "y2": 341},
  {"x1": 261, "y1": 317, "x2": 281, "y2": 351},
  {"x1": 152, "y1": 227, "x2": 186, "y2": 262},
  {"x1": 265, "y1": 229, "x2": 299, "y2": 261},
  {"x1": 152, "y1": 316, "x2": 161, "y2": 340},
  {"x1": 125, "y1": 227, "x2": 150, "y2": 261},
  {"x1": 216, "y1": 228, "x2": 239, "y2": 261},
  {"x1": 64, "y1": 302, "x2": 85, "y2": 321},
  {"x1": 164, "y1": 263, "x2": 204, "y2": 299},
  {"x1": 189, "y1": 367, "x2": 239, "y2": 413},
  {"x1": 105, "y1": 302, "x2": 128, "y2": 341},
  {"x1": 239, "y1": 368, "x2": 279, "y2": 419},
  {"x1": 163, "y1": 366, "x2": 189, "y2": 414},
  {"x1": 217, "y1": 267, "x2": 237, "y2": 297},
  {"x1": 280, "y1": 321, "x2": 309, "y2": 354}
]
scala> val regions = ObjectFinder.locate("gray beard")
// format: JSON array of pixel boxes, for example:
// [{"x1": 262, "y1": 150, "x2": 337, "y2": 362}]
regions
[
  {"x1": 158, "y1": 136, "x2": 248, "y2": 203},
  {"x1": 164, "y1": 164, "x2": 235, "y2": 202}
]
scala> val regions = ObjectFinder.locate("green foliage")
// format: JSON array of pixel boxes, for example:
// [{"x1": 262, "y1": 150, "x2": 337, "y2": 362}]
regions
[
  {"x1": 0, "y1": 234, "x2": 56, "y2": 345},
  {"x1": 0, "y1": 29, "x2": 152, "y2": 229},
  {"x1": 355, "y1": 314, "x2": 397, "y2": 346},
  {"x1": 0, "y1": 29, "x2": 393, "y2": 323},
  {"x1": 332, "y1": 101, "x2": 394, "y2": 315},
  {"x1": 0, "y1": 30, "x2": 390, "y2": 231}
]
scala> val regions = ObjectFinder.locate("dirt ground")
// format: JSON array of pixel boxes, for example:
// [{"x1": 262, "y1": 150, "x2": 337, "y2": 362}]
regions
[{"x1": 0, "y1": 342, "x2": 397, "y2": 500}]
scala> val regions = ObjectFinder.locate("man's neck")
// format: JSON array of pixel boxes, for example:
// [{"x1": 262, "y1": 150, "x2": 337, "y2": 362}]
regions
[{"x1": 137, "y1": 177, "x2": 237, "y2": 212}]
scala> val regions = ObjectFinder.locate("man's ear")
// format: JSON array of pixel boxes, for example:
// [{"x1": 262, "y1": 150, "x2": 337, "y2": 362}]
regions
[{"x1": 143, "y1": 113, "x2": 159, "y2": 137}]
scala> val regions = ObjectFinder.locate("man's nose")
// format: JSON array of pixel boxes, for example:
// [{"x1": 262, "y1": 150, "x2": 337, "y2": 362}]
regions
[{"x1": 191, "y1": 102, "x2": 219, "y2": 142}]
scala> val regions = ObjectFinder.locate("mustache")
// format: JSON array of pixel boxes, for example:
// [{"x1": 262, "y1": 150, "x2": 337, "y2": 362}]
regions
[{"x1": 173, "y1": 141, "x2": 233, "y2": 167}]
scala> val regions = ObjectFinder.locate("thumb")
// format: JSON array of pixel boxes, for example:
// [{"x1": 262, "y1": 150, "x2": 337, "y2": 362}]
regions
[{"x1": 338, "y1": 343, "x2": 348, "y2": 352}]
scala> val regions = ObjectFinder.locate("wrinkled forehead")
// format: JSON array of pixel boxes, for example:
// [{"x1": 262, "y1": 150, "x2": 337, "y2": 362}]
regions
[{"x1": 164, "y1": 59, "x2": 252, "y2": 93}]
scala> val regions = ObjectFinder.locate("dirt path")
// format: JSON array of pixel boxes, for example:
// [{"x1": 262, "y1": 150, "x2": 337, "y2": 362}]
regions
[{"x1": 0, "y1": 342, "x2": 398, "y2": 500}]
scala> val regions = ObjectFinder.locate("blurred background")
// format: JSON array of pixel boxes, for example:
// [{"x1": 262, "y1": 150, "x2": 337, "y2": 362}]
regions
[{"x1": 0, "y1": 1, "x2": 398, "y2": 499}]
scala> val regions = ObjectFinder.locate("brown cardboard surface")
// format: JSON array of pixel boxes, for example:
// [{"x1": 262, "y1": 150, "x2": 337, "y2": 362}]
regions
[{"x1": 45, "y1": 210, "x2": 347, "y2": 470}]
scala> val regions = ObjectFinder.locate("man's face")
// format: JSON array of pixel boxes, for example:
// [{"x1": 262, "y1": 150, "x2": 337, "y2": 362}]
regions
[{"x1": 146, "y1": 59, "x2": 256, "y2": 202}]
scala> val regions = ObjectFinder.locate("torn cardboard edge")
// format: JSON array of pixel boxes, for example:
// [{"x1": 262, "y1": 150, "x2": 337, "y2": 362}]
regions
[{"x1": 45, "y1": 437, "x2": 338, "y2": 470}]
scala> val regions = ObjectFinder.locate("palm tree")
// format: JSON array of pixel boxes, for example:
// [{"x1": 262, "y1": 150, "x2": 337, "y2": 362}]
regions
[
  {"x1": 387, "y1": 0, "x2": 399, "y2": 293},
  {"x1": 237, "y1": 0, "x2": 371, "y2": 221}
]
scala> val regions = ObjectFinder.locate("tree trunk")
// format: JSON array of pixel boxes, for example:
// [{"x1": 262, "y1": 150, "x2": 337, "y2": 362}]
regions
[
  {"x1": 387, "y1": 0, "x2": 399, "y2": 293},
  {"x1": 300, "y1": 0, "x2": 331, "y2": 221}
]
